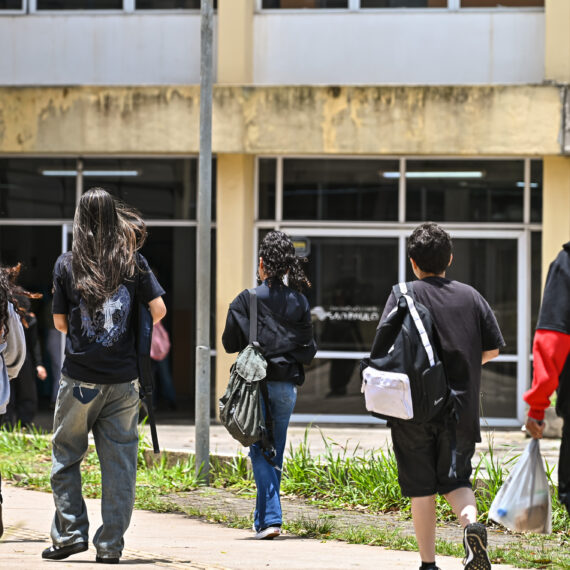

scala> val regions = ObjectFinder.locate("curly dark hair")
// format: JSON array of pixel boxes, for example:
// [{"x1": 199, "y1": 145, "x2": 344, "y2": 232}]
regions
[
  {"x1": 259, "y1": 231, "x2": 311, "y2": 292},
  {"x1": 0, "y1": 263, "x2": 41, "y2": 339},
  {"x1": 407, "y1": 222, "x2": 453, "y2": 275},
  {"x1": 72, "y1": 187, "x2": 147, "y2": 315}
]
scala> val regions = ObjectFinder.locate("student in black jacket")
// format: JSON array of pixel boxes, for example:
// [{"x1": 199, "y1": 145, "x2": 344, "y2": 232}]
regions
[{"x1": 222, "y1": 231, "x2": 317, "y2": 540}]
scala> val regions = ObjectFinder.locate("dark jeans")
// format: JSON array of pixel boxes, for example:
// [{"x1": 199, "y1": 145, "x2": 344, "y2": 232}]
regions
[{"x1": 560, "y1": 415, "x2": 570, "y2": 514}]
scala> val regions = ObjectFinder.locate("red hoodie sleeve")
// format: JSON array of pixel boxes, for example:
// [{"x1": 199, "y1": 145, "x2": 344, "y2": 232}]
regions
[{"x1": 524, "y1": 329, "x2": 570, "y2": 421}]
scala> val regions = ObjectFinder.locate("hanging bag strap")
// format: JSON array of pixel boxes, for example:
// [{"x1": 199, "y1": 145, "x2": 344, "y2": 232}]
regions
[
  {"x1": 394, "y1": 282, "x2": 435, "y2": 367},
  {"x1": 394, "y1": 282, "x2": 456, "y2": 477},
  {"x1": 248, "y1": 288, "x2": 280, "y2": 472},
  {"x1": 135, "y1": 267, "x2": 160, "y2": 454},
  {"x1": 248, "y1": 289, "x2": 259, "y2": 347}
]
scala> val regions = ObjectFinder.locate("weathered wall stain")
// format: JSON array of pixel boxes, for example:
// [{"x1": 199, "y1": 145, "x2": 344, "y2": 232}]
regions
[{"x1": 0, "y1": 85, "x2": 563, "y2": 155}]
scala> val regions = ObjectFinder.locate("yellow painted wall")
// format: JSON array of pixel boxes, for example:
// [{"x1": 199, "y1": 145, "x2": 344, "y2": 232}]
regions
[
  {"x1": 542, "y1": 157, "x2": 570, "y2": 286},
  {"x1": 215, "y1": 0, "x2": 256, "y2": 410},
  {"x1": 217, "y1": 0, "x2": 254, "y2": 84},
  {"x1": 545, "y1": 0, "x2": 570, "y2": 82},
  {"x1": 215, "y1": 154, "x2": 255, "y2": 405},
  {"x1": 0, "y1": 85, "x2": 563, "y2": 156}
]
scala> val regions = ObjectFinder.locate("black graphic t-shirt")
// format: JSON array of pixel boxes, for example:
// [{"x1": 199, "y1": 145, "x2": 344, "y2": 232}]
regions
[
  {"x1": 52, "y1": 252, "x2": 165, "y2": 384},
  {"x1": 381, "y1": 277, "x2": 505, "y2": 443}
]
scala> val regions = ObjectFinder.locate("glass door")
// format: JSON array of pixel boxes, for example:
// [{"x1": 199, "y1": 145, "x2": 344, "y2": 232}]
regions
[
  {"x1": 278, "y1": 227, "x2": 528, "y2": 426},
  {"x1": 277, "y1": 228, "x2": 400, "y2": 417}
]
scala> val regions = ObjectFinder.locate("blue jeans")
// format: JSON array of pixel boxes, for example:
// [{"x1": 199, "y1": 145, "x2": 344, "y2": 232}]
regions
[
  {"x1": 50, "y1": 375, "x2": 140, "y2": 559},
  {"x1": 249, "y1": 380, "x2": 297, "y2": 531}
]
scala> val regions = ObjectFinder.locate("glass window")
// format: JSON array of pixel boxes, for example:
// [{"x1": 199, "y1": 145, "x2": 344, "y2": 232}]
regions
[
  {"x1": 0, "y1": 159, "x2": 76, "y2": 219},
  {"x1": 258, "y1": 159, "x2": 276, "y2": 220},
  {"x1": 406, "y1": 160, "x2": 524, "y2": 223},
  {"x1": 82, "y1": 158, "x2": 198, "y2": 220},
  {"x1": 140, "y1": 227, "x2": 216, "y2": 402},
  {"x1": 530, "y1": 160, "x2": 542, "y2": 223},
  {"x1": 361, "y1": 1, "x2": 446, "y2": 7},
  {"x1": 262, "y1": 0, "x2": 347, "y2": 8},
  {"x1": 136, "y1": 0, "x2": 217, "y2": 8},
  {"x1": 406, "y1": 237, "x2": 517, "y2": 353},
  {"x1": 0, "y1": 225, "x2": 68, "y2": 403},
  {"x1": 36, "y1": 0, "x2": 122, "y2": 8},
  {"x1": 0, "y1": 0, "x2": 23, "y2": 9},
  {"x1": 461, "y1": 0, "x2": 543, "y2": 6},
  {"x1": 299, "y1": 235, "x2": 399, "y2": 351},
  {"x1": 481, "y1": 362, "x2": 517, "y2": 418},
  {"x1": 295, "y1": 358, "x2": 365, "y2": 414},
  {"x1": 283, "y1": 159, "x2": 399, "y2": 221}
]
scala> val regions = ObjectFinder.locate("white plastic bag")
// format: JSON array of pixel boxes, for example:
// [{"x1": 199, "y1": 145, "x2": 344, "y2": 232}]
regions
[{"x1": 489, "y1": 439, "x2": 552, "y2": 534}]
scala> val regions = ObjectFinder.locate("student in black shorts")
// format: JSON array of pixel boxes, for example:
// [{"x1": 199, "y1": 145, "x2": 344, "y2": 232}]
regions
[{"x1": 380, "y1": 223, "x2": 504, "y2": 570}]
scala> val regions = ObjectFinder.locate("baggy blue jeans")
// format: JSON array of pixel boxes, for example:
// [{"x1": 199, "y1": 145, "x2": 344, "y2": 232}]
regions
[
  {"x1": 250, "y1": 380, "x2": 297, "y2": 531},
  {"x1": 50, "y1": 375, "x2": 140, "y2": 559}
]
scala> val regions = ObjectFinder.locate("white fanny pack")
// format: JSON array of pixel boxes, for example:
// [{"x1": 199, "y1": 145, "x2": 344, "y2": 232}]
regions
[{"x1": 361, "y1": 367, "x2": 413, "y2": 420}]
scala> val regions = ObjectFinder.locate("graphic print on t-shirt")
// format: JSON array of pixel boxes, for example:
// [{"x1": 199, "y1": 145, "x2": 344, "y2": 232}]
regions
[{"x1": 79, "y1": 285, "x2": 131, "y2": 347}]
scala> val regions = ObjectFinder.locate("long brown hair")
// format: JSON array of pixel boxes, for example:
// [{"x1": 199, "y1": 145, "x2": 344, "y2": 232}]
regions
[
  {"x1": 72, "y1": 187, "x2": 147, "y2": 315},
  {"x1": 0, "y1": 263, "x2": 41, "y2": 337}
]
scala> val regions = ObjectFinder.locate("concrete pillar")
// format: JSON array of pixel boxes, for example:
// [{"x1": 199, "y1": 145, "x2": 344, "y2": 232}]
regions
[
  {"x1": 215, "y1": 154, "x2": 256, "y2": 406},
  {"x1": 542, "y1": 157, "x2": 570, "y2": 284},
  {"x1": 217, "y1": 0, "x2": 254, "y2": 84},
  {"x1": 545, "y1": 0, "x2": 570, "y2": 82},
  {"x1": 214, "y1": 2, "x2": 256, "y2": 409}
]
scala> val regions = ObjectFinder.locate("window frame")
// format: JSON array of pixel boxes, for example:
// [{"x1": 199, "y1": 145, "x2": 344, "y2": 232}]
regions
[
  {"x1": 0, "y1": 0, "x2": 26, "y2": 14},
  {"x1": 255, "y1": 0, "x2": 544, "y2": 11},
  {"x1": 255, "y1": 155, "x2": 541, "y2": 425},
  {"x1": 27, "y1": 0, "x2": 214, "y2": 13},
  {"x1": 29, "y1": 0, "x2": 125, "y2": 13}
]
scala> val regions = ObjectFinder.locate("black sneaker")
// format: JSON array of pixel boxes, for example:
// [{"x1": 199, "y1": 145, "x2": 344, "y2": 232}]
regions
[
  {"x1": 42, "y1": 541, "x2": 88, "y2": 560},
  {"x1": 463, "y1": 523, "x2": 491, "y2": 570}
]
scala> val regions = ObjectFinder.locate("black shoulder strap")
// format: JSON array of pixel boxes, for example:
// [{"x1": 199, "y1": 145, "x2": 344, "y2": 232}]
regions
[
  {"x1": 248, "y1": 288, "x2": 259, "y2": 347},
  {"x1": 248, "y1": 288, "x2": 279, "y2": 471}
]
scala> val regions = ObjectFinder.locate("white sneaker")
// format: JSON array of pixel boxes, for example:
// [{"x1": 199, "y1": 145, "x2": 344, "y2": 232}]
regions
[{"x1": 254, "y1": 526, "x2": 281, "y2": 540}]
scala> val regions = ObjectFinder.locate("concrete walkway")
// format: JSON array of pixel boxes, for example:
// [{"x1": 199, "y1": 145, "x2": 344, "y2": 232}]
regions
[
  {"x1": 1, "y1": 416, "x2": 555, "y2": 569},
  {"x1": 1, "y1": 484, "x2": 518, "y2": 570}
]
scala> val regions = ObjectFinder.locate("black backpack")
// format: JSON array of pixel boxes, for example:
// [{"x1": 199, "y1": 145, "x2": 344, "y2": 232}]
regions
[{"x1": 361, "y1": 282, "x2": 449, "y2": 424}]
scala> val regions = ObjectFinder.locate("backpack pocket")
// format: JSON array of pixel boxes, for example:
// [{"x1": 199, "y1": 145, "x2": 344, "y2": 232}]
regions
[
  {"x1": 361, "y1": 366, "x2": 413, "y2": 420},
  {"x1": 419, "y1": 361, "x2": 448, "y2": 422}
]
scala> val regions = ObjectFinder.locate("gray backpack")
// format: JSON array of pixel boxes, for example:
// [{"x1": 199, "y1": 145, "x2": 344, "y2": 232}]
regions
[{"x1": 219, "y1": 289, "x2": 269, "y2": 447}]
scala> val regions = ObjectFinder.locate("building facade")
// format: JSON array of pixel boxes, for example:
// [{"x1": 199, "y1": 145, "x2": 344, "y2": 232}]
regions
[{"x1": 0, "y1": 0, "x2": 568, "y2": 426}]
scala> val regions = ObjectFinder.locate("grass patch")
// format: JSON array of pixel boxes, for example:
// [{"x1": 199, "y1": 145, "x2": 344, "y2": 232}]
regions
[{"x1": 0, "y1": 425, "x2": 568, "y2": 568}]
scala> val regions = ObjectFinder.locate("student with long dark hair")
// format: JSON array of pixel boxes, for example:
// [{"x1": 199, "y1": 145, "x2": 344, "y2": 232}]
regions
[
  {"x1": 43, "y1": 188, "x2": 166, "y2": 564},
  {"x1": 222, "y1": 231, "x2": 317, "y2": 540},
  {"x1": 0, "y1": 264, "x2": 26, "y2": 537}
]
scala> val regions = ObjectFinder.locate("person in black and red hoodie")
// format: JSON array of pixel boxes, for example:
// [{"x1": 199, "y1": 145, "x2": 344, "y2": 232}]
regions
[{"x1": 525, "y1": 241, "x2": 570, "y2": 515}]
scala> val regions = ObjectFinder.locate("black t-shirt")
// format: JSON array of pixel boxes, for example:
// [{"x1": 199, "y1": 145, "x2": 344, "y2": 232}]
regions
[
  {"x1": 381, "y1": 277, "x2": 505, "y2": 442},
  {"x1": 52, "y1": 252, "x2": 165, "y2": 384},
  {"x1": 222, "y1": 281, "x2": 317, "y2": 385}
]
